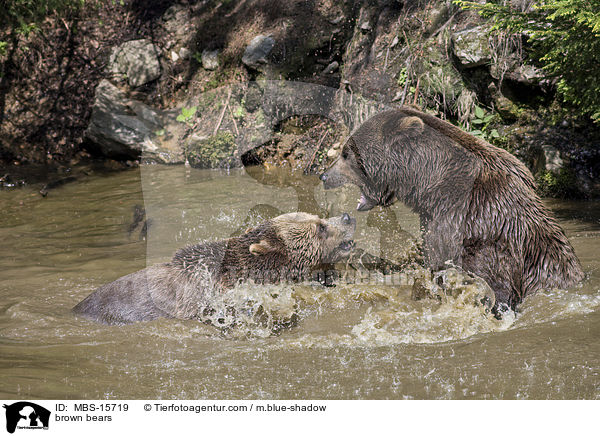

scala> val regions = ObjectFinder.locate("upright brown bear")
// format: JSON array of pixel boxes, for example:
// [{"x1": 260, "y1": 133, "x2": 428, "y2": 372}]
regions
[
  {"x1": 321, "y1": 107, "x2": 584, "y2": 311},
  {"x1": 73, "y1": 212, "x2": 355, "y2": 324}
]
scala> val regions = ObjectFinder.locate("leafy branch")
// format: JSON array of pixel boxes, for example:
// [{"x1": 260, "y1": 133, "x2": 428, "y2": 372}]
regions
[{"x1": 454, "y1": 0, "x2": 600, "y2": 122}]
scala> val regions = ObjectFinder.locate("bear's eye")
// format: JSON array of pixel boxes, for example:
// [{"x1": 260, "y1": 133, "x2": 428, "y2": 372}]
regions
[{"x1": 318, "y1": 223, "x2": 327, "y2": 236}]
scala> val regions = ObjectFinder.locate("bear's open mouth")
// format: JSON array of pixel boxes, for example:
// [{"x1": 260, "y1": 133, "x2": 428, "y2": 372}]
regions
[
  {"x1": 357, "y1": 193, "x2": 377, "y2": 211},
  {"x1": 357, "y1": 191, "x2": 396, "y2": 211}
]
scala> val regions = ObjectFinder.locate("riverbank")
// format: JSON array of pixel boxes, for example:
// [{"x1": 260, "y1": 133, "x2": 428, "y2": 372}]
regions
[{"x1": 1, "y1": 0, "x2": 598, "y2": 197}]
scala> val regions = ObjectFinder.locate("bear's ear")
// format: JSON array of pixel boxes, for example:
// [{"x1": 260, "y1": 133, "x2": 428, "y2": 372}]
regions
[
  {"x1": 249, "y1": 240, "x2": 273, "y2": 256},
  {"x1": 382, "y1": 115, "x2": 425, "y2": 140},
  {"x1": 398, "y1": 116, "x2": 425, "y2": 133}
]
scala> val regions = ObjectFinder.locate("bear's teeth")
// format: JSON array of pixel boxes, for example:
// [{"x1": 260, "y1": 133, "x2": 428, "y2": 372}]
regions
[{"x1": 357, "y1": 194, "x2": 370, "y2": 211}]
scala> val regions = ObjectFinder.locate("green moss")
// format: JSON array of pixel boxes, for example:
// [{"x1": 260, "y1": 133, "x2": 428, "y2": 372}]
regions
[
  {"x1": 204, "y1": 69, "x2": 233, "y2": 91},
  {"x1": 186, "y1": 131, "x2": 237, "y2": 169}
]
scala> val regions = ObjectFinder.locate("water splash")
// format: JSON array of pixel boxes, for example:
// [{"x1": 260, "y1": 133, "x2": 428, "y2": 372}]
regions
[{"x1": 193, "y1": 265, "x2": 519, "y2": 344}]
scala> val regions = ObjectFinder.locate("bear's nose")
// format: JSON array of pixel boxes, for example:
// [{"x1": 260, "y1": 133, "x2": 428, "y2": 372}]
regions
[
  {"x1": 342, "y1": 212, "x2": 351, "y2": 224},
  {"x1": 320, "y1": 173, "x2": 328, "y2": 182}
]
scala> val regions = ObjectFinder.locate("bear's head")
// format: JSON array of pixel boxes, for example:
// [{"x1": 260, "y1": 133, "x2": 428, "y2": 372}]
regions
[
  {"x1": 320, "y1": 110, "x2": 425, "y2": 211},
  {"x1": 245, "y1": 212, "x2": 356, "y2": 269}
]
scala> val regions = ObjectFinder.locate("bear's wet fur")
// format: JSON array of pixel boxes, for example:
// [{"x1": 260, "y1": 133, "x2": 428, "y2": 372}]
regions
[
  {"x1": 73, "y1": 212, "x2": 355, "y2": 324},
  {"x1": 321, "y1": 107, "x2": 584, "y2": 310}
]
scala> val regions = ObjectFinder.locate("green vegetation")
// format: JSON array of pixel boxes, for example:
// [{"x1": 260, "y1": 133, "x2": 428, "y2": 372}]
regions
[
  {"x1": 0, "y1": 0, "x2": 86, "y2": 38},
  {"x1": 186, "y1": 131, "x2": 237, "y2": 169},
  {"x1": 205, "y1": 70, "x2": 230, "y2": 91},
  {"x1": 176, "y1": 106, "x2": 197, "y2": 125},
  {"x1": 469, "y1": 106, "x2": 500, "y2": 141},
  {"x1": 232, "y1": 103, "x2": 245, "y2": 119},
  {"x1": 396, "y1": 66, "x2": 408, "y2": 89},
  {"x1": 536, "y1": 168, "x2": 579, "y2": 198},
  {"x1": 455, "y1": 0, "x2": 600, "y2": 122}
]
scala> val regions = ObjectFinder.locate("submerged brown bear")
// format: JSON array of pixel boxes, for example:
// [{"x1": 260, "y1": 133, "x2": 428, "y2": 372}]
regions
[
  {"x1": 321, "y1": 107, "x2": 584, "y2": 311},
  {"x1": 73, "y1": 212, "x2": 355, "y2": 324}
]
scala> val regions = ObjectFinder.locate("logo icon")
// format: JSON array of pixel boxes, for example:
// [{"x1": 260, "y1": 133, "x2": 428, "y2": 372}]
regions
[{"x1": 3, "y1": 402, "x2": 50, "y2": 434}]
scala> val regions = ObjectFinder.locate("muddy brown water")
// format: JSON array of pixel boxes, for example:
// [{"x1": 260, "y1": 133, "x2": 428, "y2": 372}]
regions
[{"x1": 1, "y1": 165, "x2": 599, "y2": 399}]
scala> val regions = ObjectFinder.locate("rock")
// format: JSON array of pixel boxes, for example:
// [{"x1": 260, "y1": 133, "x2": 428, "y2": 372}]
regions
[
  {"x1": 358, "y1": 6, "x2": 372, "y2": 32},
  {"x1": 495, "y1": 94, "x2": 520, "y2": 121},
  {"x1": 201, "y1": 49, "x2": 220, "y2": 70},
  {"x1": 322, "y1": 61, "x2": 339, "y2": 75},
  {"x1": 542, "y1": 144, "x2": 565, "y2": 172},
  {"x1": 507, "y1": 63, "x2": 545, "y2": 85},
  {"x1": 109, "y1": 39, "x2": 161, "y2": 87},
  {"x1": 425, "y1": 3, "x2": 449, "y2": 35},
  {"x1": 452, "y1": 26, "x2": 492, "y2": 68},
  {"x1": 488, "y1": 82, "x2": 520, "y2": 121},
  {"x1": 334, "y1": 3, "x2": 420, "y2": 112},
  {"x1": 242, "y1": 35, "x2": 275, "y2": 69},
  {"x1": 530, "y1": 143, "x2": 565, "y2": 175},
  {"x1": 179, "y1": 47, "x2": 191, "y2": 60},
  {"x1": 327, "y1": 147, "x2": 339, "y2": 159},
  {"x1": 85, "y1": 80, "x2": 184, "y2": 163},
  {"x1": 185, "y1": 131, "x2": 239, "y2": 169},
  {"x1": 244, "y1": 84, "x2": 263, "y2": 112}
]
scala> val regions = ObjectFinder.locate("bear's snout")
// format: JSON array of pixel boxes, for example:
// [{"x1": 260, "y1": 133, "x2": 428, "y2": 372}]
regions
[{"x1": 320, "y1": 160, "x2": 349, "y2": 190}]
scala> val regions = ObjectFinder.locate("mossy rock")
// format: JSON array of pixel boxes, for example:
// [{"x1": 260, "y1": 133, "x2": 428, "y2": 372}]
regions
[
  {"x1": 186, "y1": 132, "x2": 238, "y2": 169},
  {"x1": 452, "y1": 26, "x2": 492, "y2": 68}
]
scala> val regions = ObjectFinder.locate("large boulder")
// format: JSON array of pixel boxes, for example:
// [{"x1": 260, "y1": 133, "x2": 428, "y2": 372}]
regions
[
  {"x1": 85, "y1": 80, "x2": 184, "y2": 163},
  {"x1": 452, "y1": 26, "x2": 492, "y2": 68},
  {"x1": 109, "y1": 39, "x2": 162, "y2": 87}
]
